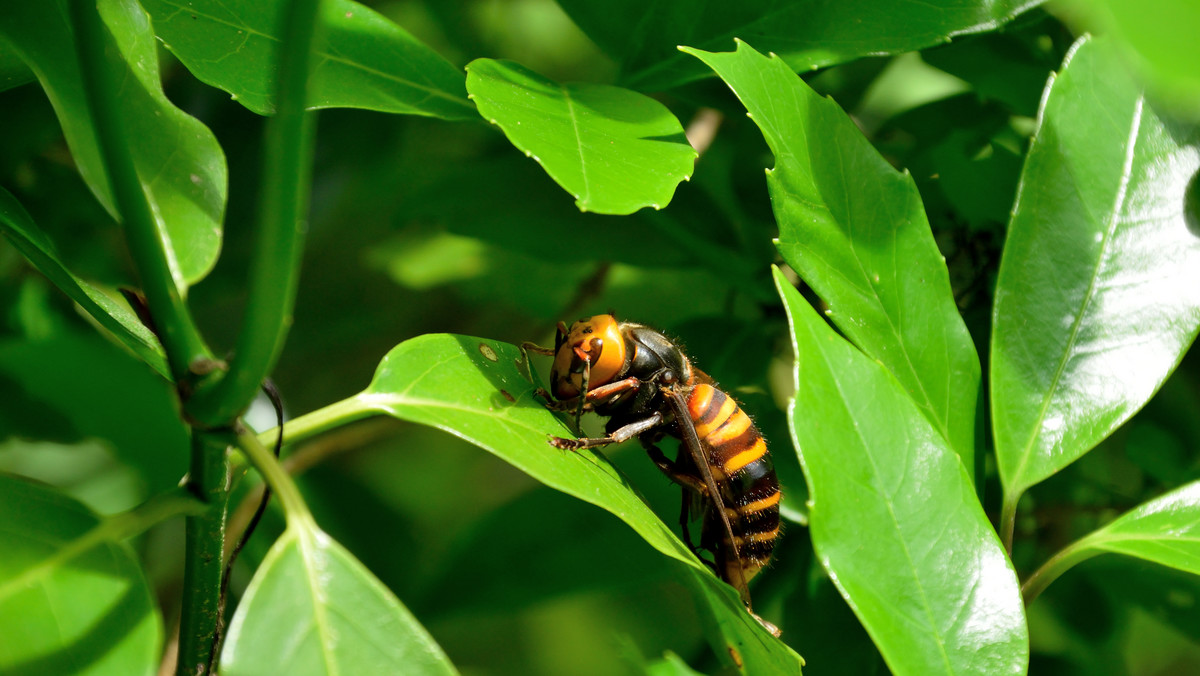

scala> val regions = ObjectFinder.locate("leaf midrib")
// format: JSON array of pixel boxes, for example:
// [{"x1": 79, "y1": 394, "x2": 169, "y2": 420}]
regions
[
  {"x1": 154, "y1": 0, "x2": 472, "y2": 110},
  {"x1": 1007, "y1": 96, "x2": 1145, "y2": 491},
  {"x1": 806, "y1": 317, "x2": 956, "y2": 674}
]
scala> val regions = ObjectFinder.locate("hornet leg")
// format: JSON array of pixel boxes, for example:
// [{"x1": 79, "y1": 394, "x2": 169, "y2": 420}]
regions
[{"x1": 549, "y1": 411, "x2": 663, "y2": 450}]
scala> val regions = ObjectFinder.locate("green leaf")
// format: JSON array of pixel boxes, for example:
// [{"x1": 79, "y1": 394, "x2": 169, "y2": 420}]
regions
[
  {"x1": 558, "y1": 0, "x2": 1043, "y2": 91},
  {"x1": 142, "y1": 0, "x2": 474, "y2": 120},
  {"x1": 685, "y1": 40, "x2": 980, "y2": 468},
  {"x1": 1025, "y1": 480, "x2": 1200, "y2": 603},
  {"x1": 921, "y1": 21, "x2": 1067, "y2": 117},
  {"x1": 220, "y1": 517, "x2": 457, "y2": 676},
  {"x1": 1058, "y1": 0, "x2": 1200, "y2": 118},
  {"x1": 0, "y1": 332, "x2": 188, "y2": 494},
  {"x1": 465, "y1": 58, "x2": 696, "y2": 215},
  {"x1": 1081, "y1": 481, "x2": 1200, "y2": 572},
  {"x1": 775, "y1": 267, "x2": 1028, "y2": 675},
  {"x1": 0, "y1": 0, "x2": 226, "y2": 290},
  {"x1": 641, "y1": 651, "x2": 707, "y2": 676},
  {"x1": 0, "y1": 474, "x2": 160, "y2": 676},
  {"x1": 0, "y1": 187, "x2": 168, "y2": 377},
  {"x1": 0, "y1": 45, "x2": 33, "y2": 91},
  {"x1": 284, "y1": 334, "x2": 803, "y2": 672},
  {"x1": 990, "y1": 36, "x2": 1200, "y2": 501}
]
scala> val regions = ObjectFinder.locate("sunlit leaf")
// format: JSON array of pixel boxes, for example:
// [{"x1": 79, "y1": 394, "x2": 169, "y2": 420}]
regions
[
  {"x1": 776, "y1": 267, "x2": 1028, "y2": 675},
  {"x1": 641, "y1": 651, "x2": 706, "y2": 676},
  {"x1": 991, "y1": 36, "x2": 1200, "y2": 500},
  {"x1": 221, "y1": 516, "x2": 456, "y2": 676},
  {"x1": 0, "y1": 0, "x2": 226, "y2": 290},
  {"x1": 142, "y1": 0, "x2": 474, "y2": 120},
  {"x1": 0, "y1": 474, "x2": 160, "y2": 676},
  {"x1": 685, "y1": 40, "x2": 980, "y2": 468},
  {"x1": 1080, "y1": 481, "x2": 1200, "y2": 572},
  {"x1": 283, "y1": 334, "x2": 803, "y2": 672},
  {"x1": 558, "y1": 0, "x2": 1043, "y2": 91},
  {"x1": 465, "y1": 58, "x2": 696, "y2": 215},
  {"x1": 0, "y1": 187, "x2": 168, "y2": 377}
]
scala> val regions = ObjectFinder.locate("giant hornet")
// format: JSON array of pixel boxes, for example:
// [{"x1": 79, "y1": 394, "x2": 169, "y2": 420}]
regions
[{"x1": 524, "y1": 315, "x2": 781, "y2": 635}]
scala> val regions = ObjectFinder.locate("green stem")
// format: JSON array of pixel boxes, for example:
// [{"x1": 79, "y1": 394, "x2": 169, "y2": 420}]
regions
[
  {"x1": 1021, "y1": 538, "x2": 1101, "y2": 605},
  {"x1": 1000, "y1": 491, "x2": 1020, "y2": 553},
  {"x1": 177, "y1": 431, "x2": 233, "y2": 676},
  {"x1": 186, "y1": 0, "x2": 324, "y2": 425},
  {"x1": 68, "y1": 0, "x2": 210, "y2": 382},
  {"x1": 258, "y1": 395, "x2": 376, "y2": 450},
  {"x1": 237, "y1": 427, "x2": 312, "y2": 524}
]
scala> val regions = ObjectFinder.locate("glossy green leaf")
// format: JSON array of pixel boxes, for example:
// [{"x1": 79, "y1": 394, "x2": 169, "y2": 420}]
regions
[
  {"x1": 142, "y1": 0, "x2": 474, "y2": 120},
  {"x1": 776, "y1": 267, "x2": 1028, "y2": 675},
  {"x1": 284, "y1": 334, "x2": 803, "y2": 672},
  {"x1": 0, "y1": 187, "x2": 168, "y2": 377},
  {"x1": 465, "y1": 58, "x2": 696, "y2": 215},
  {"x1": 1081, "y1": 481, "x2": 1200, "y2": 572},
  {"x1": 220, "y1": 517, "x2": 456, "y2": 676},
  {"x1": 0, "y1": 474, "x2": 160, "y2": 676},
  {"x1": 558, "y1": 0, "x2": 1042, "y2": 91},
  {"x1": 1026, "y1": 480, "x2": 1200, "y2": 602},
  {"x1": 0, "y1": 0, "x2": 226, "y2": 290},
  {"x1": 686, "y1": 41, "x2": 980, "y2": 467},
  {"x1": 991, "y1": 36, "x2": 1200, "y2": 500}
]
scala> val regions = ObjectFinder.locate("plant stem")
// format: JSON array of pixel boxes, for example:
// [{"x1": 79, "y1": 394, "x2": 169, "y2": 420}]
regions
[
  {"x1": 258, "y1": 395, "x2": 376, "y2": 450},
  {"x1": 177, "y1": 431, "x2": 233, "y2": 676},
  {"x1": 1000, "y1": 492, "x2": 1019, "y2": 553},
  {"x1": 1021, "y1": 538, "x2": 1101, "y2": 605},
  {"x1": 186, "y1": 0, "x2": 324, "y2": 426},
  {"x1": 237, "y1": 427, "x2": 312, "y2": 524},
  {"x1": 68, "y1": 0, "x2": 210, "y2": 382}
]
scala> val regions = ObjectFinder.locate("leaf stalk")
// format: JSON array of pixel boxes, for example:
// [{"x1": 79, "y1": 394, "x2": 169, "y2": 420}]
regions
[
  {"x1": 67, "y1": 0, "x2": 211, "y2": 381},
  {"x1": 186, "y1": 0, "x2": 324, "y2": 425}
]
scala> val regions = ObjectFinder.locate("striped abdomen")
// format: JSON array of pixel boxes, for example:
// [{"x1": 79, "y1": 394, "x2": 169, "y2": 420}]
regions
[{"x1": 687, "y1": 383, "x2": 781, "y2": 583}]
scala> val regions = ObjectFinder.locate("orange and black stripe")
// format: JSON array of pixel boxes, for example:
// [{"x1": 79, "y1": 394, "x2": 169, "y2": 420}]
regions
[{"x1": 686, "y1": 383, "x2": 781, "y2": 582}]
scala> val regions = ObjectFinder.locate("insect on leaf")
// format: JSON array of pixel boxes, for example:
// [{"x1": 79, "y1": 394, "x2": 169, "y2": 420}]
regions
[{"x1": 281, "y1": 334, "x2": 803, "y2": 673}]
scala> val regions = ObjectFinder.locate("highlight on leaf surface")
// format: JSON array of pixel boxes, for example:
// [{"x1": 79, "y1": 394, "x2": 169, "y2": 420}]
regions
[
  {"x1": 0, "y1": 0, "x2": 226, "y2": 292},
  {"x1": 683, "y1": 39, "x2": 980, "y2": 473},
  {"x1": 465, "y1": 58, "x2": 697, "y2": 215},
  {"x1": 0, "y1": 474, "x2": 161, "y2": 676},
  {"x1": 775, "y1": 267, "x2": 1027, "y2": 676},
  {"x1": 991, "y1": 35, "x2": 1200, "y2": 510}
]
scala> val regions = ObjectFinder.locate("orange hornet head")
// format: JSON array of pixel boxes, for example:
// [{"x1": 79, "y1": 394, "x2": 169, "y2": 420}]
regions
[{"x1": 550, "y1": 314, "x2": 627, "y2": 399}]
